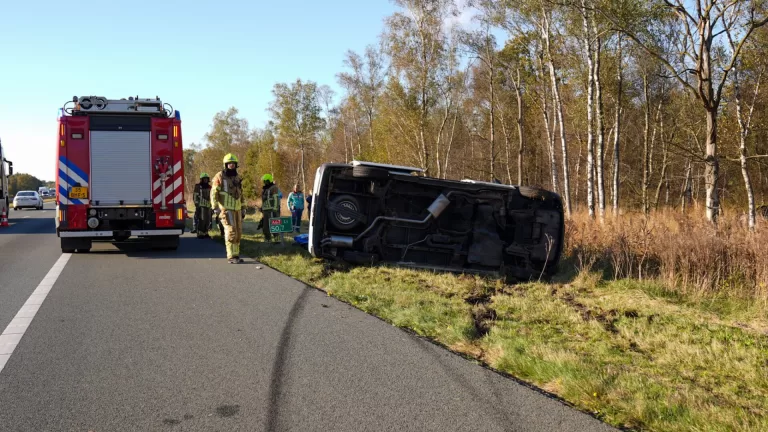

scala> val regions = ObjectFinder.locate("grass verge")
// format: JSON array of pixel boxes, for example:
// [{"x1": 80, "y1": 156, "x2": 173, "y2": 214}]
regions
[{"x1": 198, "y1": 214, "x2": 768, "y2": 432}]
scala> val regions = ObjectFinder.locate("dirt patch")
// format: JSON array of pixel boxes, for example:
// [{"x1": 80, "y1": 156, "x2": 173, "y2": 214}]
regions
[{"x1": 464, "y1": 286, "x2": 497, "y2": 339}]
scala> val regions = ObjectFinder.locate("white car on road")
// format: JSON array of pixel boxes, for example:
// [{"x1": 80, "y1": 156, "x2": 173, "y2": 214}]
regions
[{"x1": 13, "y1": 191, "x2": 43, "y2": 210}]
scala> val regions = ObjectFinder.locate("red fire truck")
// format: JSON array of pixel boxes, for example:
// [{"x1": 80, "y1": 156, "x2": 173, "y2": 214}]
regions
[{"x1": 56, "y1": 96, "x2": 187, "y2": 253}]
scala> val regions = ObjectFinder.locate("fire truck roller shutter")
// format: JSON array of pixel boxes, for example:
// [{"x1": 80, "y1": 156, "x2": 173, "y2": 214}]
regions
[{"x1": 90, "y1": 131, "x2": 152, "y2": 206}]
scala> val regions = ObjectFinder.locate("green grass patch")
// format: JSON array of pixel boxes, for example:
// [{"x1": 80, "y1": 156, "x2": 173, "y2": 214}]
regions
[{"x1": 199, "y1": 218, "x2": 768, "y2": 432}]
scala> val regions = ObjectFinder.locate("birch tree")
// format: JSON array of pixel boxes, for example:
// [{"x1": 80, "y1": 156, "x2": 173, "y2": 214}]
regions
[{"x1": 606, "y1": 0, "x2": 768, "y2": 225}]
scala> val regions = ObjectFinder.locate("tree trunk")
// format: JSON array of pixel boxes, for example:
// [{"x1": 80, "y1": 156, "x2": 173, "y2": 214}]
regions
[
  {"x1": 501, "y1": 112, "x2": 513, "y2": 184},
  {"x1": 300, "y1": 145, "x2": 307, "y2": 194},
  {"x1": 538, "y1": 51, "x2": 559, "y2": 193},
  {"x1": 682, "y1": 159, "x2": 692, "y2": 212},
  {"x1": 543, "y1": 10, "x2": 572, "y2": 216},
  {"x1": 653, "y1": 127, "x2": 668, "y2": 211},
  {"x1": 444, "y1": 107, "x2": 458, "y2": 179},
  {"x1": 591, "y1": 13, "x2": 606, "y2": 222},
  {"x1": 341, "y1": 110, "x2": 350, "y2": 163},
  {"x1": 704, "y1": 108, "x2": 720, "y2": 223},
  {"x1": 581, "y1": 3, "x2": 595, "y2": 219},
  {"x1": 516, "y1": 68, "x2": 525, "y2": 186},
  {"x1": 734, "y1": 66, "x2": 758, "y2": 231},
  {"x1": 575, "y1": 133, "x2": 584, "y2": 209},
  {"x1": 489, "y1": 57, "x2": 496, "y2": 182},
  {"x1": 353, "y1": 114, "x2": 364, "y2": 159},
  {"x1": 642, "y1": 73, "x2": 651, "y2": 215},
  {"x1": 613, "y1": 35, "x2": 622, "y2": 217},
  {"x1": 435, "y1": 101, "x2": 452, "y2": 180},
  {"x1": 367, "y1": 110, "x2": 375, "y2": 153}
]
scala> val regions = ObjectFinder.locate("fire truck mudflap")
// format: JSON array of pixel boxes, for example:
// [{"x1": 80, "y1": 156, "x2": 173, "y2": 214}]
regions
[{"x1": 56, "y1": 96, "x2": 187, "y2": 253}]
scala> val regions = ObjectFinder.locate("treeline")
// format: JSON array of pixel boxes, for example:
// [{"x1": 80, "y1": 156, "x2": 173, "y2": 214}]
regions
[
  {"x1": 8, "y1": 173, "x2": 45, "y2": 196},
  {"x1": 186, "y1": 0, "x2": 768, "y2": 229}
]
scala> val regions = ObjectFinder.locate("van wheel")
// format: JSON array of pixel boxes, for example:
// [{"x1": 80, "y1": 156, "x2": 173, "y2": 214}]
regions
[
  {"x1": 352, "y1": 166, "x2": 389, "y2": 181},
  {"x1": 328, "y1": 194, "x2": 364, "y2": 231}
]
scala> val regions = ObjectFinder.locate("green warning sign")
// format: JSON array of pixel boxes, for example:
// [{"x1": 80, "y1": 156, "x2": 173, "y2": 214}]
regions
[{"x1": 269, "y1": 216, "x2": 293, "y2": 234}]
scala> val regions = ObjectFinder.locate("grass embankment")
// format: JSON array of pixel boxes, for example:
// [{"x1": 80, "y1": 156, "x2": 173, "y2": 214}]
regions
[{"x1": 195, "y1": 210, "x2": 768, "y2": 432}]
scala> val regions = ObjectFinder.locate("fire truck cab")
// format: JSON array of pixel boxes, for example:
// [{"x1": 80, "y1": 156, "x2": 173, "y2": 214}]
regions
[{"x1": 56, "y1": 96, "x2": 187, "y2": 253}]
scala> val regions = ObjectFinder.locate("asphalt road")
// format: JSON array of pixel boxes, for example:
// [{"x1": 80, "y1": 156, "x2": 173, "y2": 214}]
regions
[{"x1": 0, "y1": 203, "x2": 615, "y2": 432}]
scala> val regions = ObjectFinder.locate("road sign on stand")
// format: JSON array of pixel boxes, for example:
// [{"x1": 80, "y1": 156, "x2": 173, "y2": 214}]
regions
[{"x1": 269, "y1": 216, "x2": 293, "y2": 244}]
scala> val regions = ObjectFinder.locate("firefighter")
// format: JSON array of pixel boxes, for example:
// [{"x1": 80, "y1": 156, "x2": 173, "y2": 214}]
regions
[
  {"x1": 260, "y1": 173, "x2": 281, "y2": 242},
  {"x1": 211, "y1": 153, "x2": 246, "y2": 263},
  {"x1": 192, "y1": 173, "x2": 213, "y2": 238}
]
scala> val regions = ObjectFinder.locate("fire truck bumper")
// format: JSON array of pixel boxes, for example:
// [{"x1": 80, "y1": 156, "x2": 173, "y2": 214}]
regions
[{"x1": 59, "y1": 229, "x2": 183, "y2": 238}]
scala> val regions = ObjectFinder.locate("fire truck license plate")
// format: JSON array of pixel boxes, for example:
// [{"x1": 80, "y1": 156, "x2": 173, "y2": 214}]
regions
[{"x1": 69, "y1": 187, "x2": 88, "y2": 199}]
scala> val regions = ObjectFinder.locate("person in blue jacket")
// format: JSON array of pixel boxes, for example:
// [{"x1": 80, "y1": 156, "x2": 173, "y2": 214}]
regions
[{"x1": 287, "y1": 184, "x2": 305, "y2": 233}]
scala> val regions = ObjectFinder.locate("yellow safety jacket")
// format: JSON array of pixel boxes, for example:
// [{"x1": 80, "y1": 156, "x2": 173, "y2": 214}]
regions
[
  {"x1": 211, "y1": 171, "x2": 244, "y2": 211},
  {"x1": 194, "y1": 183, "x2": 212, "y2": 208},
  {"x1": 261, "y1": 184, "x2": 280, "y2": 212}
]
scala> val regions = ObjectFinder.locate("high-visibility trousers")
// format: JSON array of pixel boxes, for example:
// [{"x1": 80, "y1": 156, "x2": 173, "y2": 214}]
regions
[{"x1": 221, "y1": 209, "x2": 242, "y2": 258}]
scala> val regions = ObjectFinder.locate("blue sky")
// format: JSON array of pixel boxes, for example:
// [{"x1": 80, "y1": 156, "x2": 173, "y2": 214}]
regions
[{"x1": 0, "y1": 0, "x2": 401, "y2": 181}]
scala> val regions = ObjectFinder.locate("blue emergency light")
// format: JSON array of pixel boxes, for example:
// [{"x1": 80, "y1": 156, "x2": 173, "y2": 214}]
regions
[{"x1": 175, "y1": 110, "x2": 181, "y2": 120}]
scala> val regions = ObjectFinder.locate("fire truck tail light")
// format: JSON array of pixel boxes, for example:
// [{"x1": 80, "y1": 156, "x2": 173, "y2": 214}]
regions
[{"x1": 177, "y1": 209, "x2": 184, "y2": 220}]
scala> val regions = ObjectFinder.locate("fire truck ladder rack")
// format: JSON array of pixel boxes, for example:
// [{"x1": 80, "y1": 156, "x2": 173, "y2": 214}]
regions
[{"x1": 62, "y1": 96, "x2": 175, "y2": 118}]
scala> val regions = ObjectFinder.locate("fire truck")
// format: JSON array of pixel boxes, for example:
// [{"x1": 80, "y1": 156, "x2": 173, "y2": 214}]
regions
[
  {"x1": 0, "y1": 138, "x2": 13, "y2": 217},
  {"x1": 56, "y1": 96, "x2": 187, "y2": 253}
]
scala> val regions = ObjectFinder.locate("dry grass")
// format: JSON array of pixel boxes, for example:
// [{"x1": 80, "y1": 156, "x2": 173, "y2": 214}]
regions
[{"x1": 566, "y1": 210, "x2": 768, "y2": 312}]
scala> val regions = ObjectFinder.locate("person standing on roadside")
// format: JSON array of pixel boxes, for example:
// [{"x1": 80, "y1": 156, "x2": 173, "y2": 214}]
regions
[
  {"x1": 287, "y1": 184, "x2": 305, "y2": 233},
  {"x1": 260, "y1": 174, "x2": 280, "y2": 242},
  {"x1": 211, "y1": 154, "x2": 245, "y2": 263}
]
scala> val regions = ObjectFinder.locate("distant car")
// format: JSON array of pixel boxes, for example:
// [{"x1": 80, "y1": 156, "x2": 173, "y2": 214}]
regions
[
  {"x1": 13, "y1": 191, "x2": 43, "y2": 210},
  {"x1": 308, "y1": 161, "x2": 565, "y2": 281}
]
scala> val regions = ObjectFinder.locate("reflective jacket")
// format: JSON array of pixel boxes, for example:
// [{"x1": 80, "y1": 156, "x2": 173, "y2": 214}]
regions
[
  {"x1": 193, "y1": 183, "x2": 212, "y2": 208},
  {"x1": 262, "y1": 183, "x2": 280, "y2": 212},
  {"x1": 211, "y1": 171, "x2": 243, "y2": 211}
]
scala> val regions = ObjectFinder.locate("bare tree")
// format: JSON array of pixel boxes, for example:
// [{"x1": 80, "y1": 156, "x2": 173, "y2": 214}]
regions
[{"x1": 606, "y1": 0, "x2": 768, "y2": 225}]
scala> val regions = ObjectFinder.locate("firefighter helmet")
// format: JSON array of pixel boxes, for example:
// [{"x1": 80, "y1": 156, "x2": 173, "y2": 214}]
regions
[
  {"x1": 262, "y1": 173, "x2": 274, "y2": 183},
  {"x1": 200, "y1": 172, "x2": 210, "y2": 179},
  {"x1": 223, "y1": 153, "x2": 239, "y2": 165}
]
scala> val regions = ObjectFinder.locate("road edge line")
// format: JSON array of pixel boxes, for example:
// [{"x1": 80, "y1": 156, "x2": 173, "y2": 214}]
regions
[{"x1": 0, "y1": 253, "x2": 72, "y2": 374}]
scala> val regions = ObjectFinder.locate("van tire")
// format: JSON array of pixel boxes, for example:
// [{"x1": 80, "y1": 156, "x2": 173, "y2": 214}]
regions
[
  {"x1": 519, "y1": 186, "x2": 550, "y2": 201},
  {"x1": 327, "y1": 194, "x2": 364, "y2": 231},
  {"x1": 352, "y1": 166, "x2": 389, "y2": 180}
]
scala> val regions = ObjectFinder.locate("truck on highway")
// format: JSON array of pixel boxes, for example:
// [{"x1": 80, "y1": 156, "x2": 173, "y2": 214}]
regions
[
  {"x1": 55, "y1": 96, "x2": 187, "y2": 253},
  {"x1": 0, "y1": 138, "x2": 13, "y2": 217}
]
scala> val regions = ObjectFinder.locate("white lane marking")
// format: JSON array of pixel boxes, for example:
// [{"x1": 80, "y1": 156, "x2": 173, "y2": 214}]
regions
[{"x1": 0, "y1": 253, "x2": 71, "y2": 374}]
